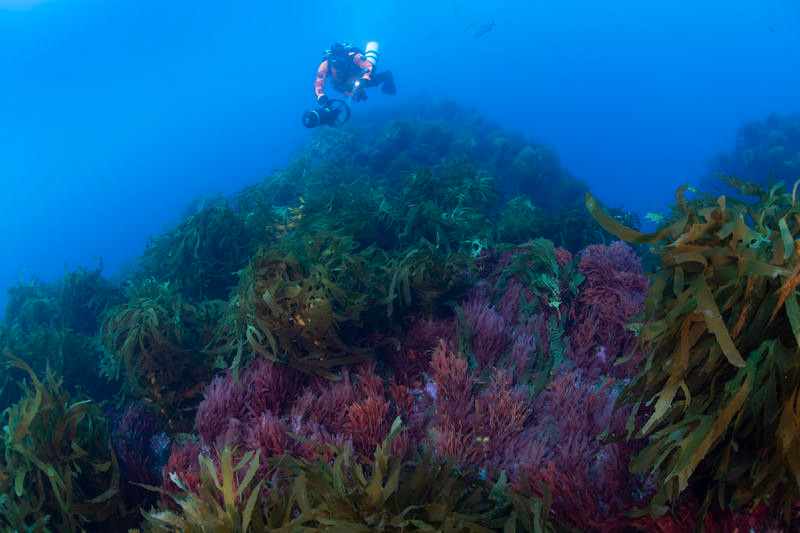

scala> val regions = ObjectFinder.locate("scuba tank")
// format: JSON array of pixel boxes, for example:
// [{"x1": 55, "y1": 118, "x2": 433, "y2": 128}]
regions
[
  {"x1": 350, "y1": 42, "x2": 379, "y2": 95},
  {"x1": 364, "y1": 41, "x2": 379, "y2": 66}
]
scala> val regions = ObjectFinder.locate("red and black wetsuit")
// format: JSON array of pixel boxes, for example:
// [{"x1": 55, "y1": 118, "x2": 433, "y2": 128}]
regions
[{"x1": 314, "y1": 51, "x2": 374, "y2": 101}]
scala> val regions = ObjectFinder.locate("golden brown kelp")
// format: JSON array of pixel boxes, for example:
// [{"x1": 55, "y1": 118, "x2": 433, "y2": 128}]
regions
[
  {"x1": 226, "y1": 232, "x2": 387, "y2": 378},
  {"x1": 0, "y1": 350, "x2": 123, "y2": 532},
  {"x1": 384, "y1": 239, "x2": 475, "y2": 318},
  {"x1": 224, "y1": 229, "x2": 475, "y2": 378},
  {"x1": 143, "y1": 418, "x2": 563, "y2": 532},
  {"x1": 100, "y1": 279, "x2": 223, "y2": 431},
  {"x1": 283, "y1": 418, "x2": 516, "y2": 532},
  {"x1": 587, "y1": 178, "x2": 800, "y2": 517},
  {"x1": 141, "y1": 447, "x2": 303, "y2": 532}
]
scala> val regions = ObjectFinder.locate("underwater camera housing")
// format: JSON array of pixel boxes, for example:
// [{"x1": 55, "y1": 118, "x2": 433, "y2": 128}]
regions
[{"x1": 302, "y1": 99, "x2": 350, "y2": 128}]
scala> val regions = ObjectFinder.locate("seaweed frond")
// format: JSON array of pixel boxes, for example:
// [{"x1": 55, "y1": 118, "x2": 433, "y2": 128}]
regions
[
  {"x1": 587, "y1": 178, "x2": 800, "y2": 518},
  {"x1": 0, "y1": 350, "x2": 124, "y2": 532}
]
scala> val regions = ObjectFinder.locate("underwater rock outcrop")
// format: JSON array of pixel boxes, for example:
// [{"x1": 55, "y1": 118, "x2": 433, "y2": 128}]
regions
[
  {"x1": 704, "y1": 111, "x2": 800, "y2": 192},
  {"x1": 5, "y1": 98, "x2": 793, "y2": 530}
]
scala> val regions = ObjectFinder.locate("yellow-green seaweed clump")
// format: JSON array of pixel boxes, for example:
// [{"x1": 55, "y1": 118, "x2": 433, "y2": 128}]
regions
[
  {"x1": 142, "y1": 418, "x2": 561, "y2": 532},
  {"x1": 100, "y1": 278, "x2": 223, "y2": 431},
  {"x1": 588, "y1": 177, "x2": 800, "y2": 519},
  {"x1": 0, "y1": 351, "x2": 123, "y2": 532}
]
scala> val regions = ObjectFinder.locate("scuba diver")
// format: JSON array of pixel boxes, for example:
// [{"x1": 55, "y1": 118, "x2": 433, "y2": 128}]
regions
[
  {"x1": 302, "y1": 41, "x2": 396, "y2": 128},
  {"x1": 315, "y1": 41, "x2": 396, "y2": 105}
]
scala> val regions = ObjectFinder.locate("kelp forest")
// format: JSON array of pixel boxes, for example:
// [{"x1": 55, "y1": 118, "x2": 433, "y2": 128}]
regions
[{"x1": 2, "y1": 99, "x2": 800, "y2": 532}]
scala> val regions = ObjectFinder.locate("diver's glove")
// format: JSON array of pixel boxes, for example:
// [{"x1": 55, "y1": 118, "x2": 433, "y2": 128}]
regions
[{"x1": 318, "y1": 95, "x2": 329, "y2": 106}]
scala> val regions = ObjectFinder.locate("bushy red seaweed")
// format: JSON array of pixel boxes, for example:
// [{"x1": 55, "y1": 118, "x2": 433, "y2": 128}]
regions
[{"x1": 567, "y1": 241, "x2": 649, "y2": 378}]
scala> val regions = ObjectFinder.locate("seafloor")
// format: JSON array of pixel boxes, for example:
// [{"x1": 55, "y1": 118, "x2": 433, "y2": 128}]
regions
[{"x1": 1, "y1": 100, "x2": 799, "y2": 532}]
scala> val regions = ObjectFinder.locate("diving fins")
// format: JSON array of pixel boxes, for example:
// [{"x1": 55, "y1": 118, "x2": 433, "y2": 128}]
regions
[{"x1": 381, "y1": 71, "x2": 396, "y2": 94}]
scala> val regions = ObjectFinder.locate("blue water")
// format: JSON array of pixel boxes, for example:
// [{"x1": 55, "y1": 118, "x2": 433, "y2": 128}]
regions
[{"x1": 1, "y1": 0, "x2": 798, "y2": 315}]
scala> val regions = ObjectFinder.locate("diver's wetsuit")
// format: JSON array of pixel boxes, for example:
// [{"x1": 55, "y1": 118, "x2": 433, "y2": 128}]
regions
[{"x1": 314, "y1": 50, "x2": 395, "y2": 101}]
